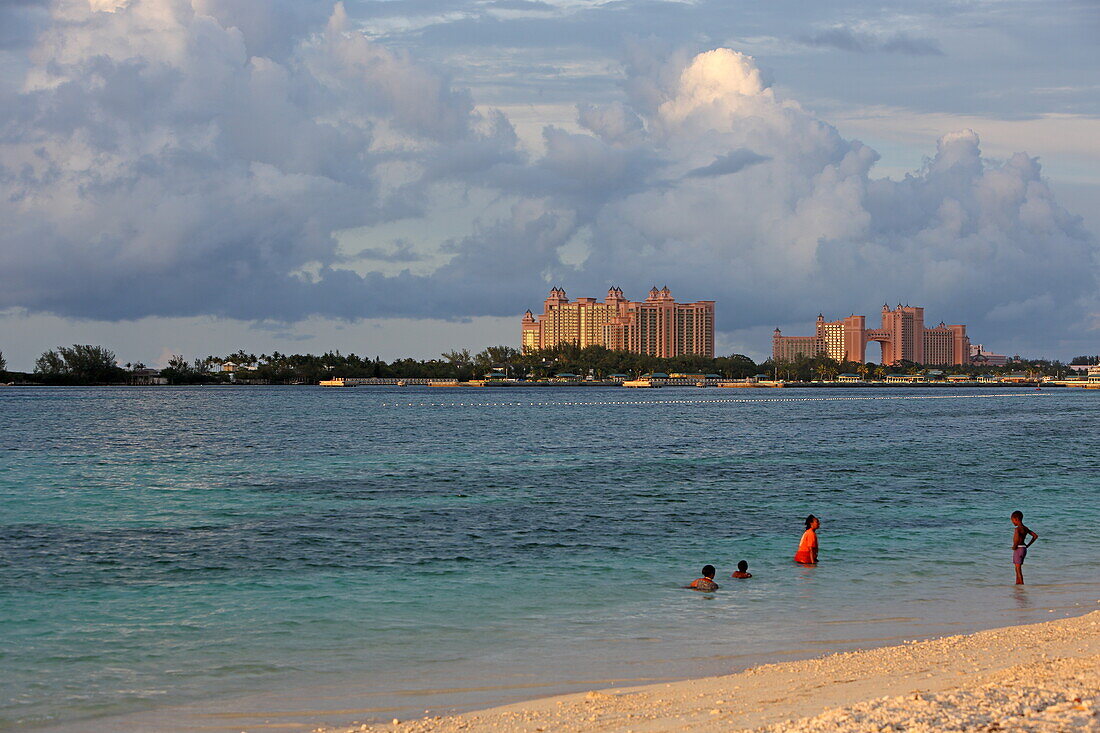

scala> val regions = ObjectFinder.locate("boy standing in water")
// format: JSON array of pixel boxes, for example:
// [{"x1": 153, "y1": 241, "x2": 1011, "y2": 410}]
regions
[
  {"x1": 1011, "y1": 510, "x2": 1039, "y2": 585},
  {"x1": 794, "y1": 515, "x2": 819, "y2": 564}
]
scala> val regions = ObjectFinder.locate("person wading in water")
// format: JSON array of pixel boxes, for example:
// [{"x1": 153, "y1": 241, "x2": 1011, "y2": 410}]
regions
[{"x1": 794, "y1": 514, "x2": 819, "y2": 565}]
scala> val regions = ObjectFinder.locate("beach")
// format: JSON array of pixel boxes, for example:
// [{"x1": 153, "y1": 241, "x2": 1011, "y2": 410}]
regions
[{"x1": 320, "y1": 610, "x2": 1100, "y2": 732}]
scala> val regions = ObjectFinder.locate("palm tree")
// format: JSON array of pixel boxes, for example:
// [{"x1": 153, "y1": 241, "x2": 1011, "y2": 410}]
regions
[{"x1": 441, "y1": 349, "x2": 471, "y2": 364}]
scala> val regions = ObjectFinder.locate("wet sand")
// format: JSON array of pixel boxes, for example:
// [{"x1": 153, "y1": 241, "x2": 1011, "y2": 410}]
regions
[{"x1": 317, "y1": 609, "x2": 1099, "y2": 732}]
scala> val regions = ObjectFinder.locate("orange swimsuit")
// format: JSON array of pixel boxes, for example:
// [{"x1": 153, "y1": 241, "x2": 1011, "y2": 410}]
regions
[{"x1": 794, "y1": 528, "x2": 817, "y2": 564}]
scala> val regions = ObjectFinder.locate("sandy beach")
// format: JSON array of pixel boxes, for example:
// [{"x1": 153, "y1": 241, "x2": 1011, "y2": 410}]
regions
[{"x1": 318, "y1": 609, "x2": 1099, "y2": 732}]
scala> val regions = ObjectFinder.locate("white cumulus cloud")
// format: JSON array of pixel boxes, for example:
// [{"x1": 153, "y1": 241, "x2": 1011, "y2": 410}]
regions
[
  {"x1": 0, "y1": 1, "x2": 1095, "y2": 355},
  {"x1": 0, "y1": 0, "x2": 516, "y2": 320}
]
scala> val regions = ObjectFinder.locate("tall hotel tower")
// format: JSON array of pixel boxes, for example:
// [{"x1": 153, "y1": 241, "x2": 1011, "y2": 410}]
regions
[
  {"x1": 521, "y1": 286, "x2": 715, "y2": 358},
  {"x1": 772, "y1": 304, "x2": 970, "y2": 366}
]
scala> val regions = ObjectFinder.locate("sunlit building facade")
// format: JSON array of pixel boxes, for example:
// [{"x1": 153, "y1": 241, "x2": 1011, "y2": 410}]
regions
[
  {"x1": 522, "y1": 286, "x2": 715, "y2": 358},
  {"x1": 772, "y1": 304, "x2": 970, "y2": 366},
  {"x1": 970, "y1": 344, "x2": 1008, "y2": 367}
]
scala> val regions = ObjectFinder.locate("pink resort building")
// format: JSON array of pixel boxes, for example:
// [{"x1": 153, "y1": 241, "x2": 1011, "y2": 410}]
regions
[
  {"x1": 521, "y1": 286, "x2": 715, "y2": 358},
  {"x1": 970, "y1": 344, "x2": 1009, "y2": 366},
  {"x1": 772, "y1": 304, "x2": 971, "y2": 366}
]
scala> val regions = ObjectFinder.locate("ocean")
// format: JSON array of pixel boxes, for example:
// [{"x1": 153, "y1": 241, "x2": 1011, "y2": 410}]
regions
[{"x1": 1, "y1": 386, "x2": 1097, "y2": 731}]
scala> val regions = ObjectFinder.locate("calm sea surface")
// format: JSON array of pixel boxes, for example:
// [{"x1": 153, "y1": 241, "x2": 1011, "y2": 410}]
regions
[{"x1": 1, "y1": 386, "x2": 1097, "y2": 731}]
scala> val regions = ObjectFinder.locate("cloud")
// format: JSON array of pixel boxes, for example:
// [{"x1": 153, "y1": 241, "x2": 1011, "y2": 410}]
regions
[
  {"x1": 0, "y1": 2, "x2": 1095, "y2": 355},
  {"x1": 577, "y1": 101, "x2": 646, "y2": 147},
  {"x1": 0, "y1": 0, "x2": 517, "y2": 321},
  {"x1": 387, "y1": 46, "x2": 1096, "y2": 349},
  {"x1": 193, "y1": 0, "x2": 334, "y2": 60},
  {"x1": 486, "y1": 0, "x2": 555, "y2": 12},
  {"x1": 684, "y1": 149, "x2": 769, "y2": 178},
  {"x1": 800, "y1": 26, "x2": 943, "y2": 56},
  {"x1": 0, "y1": 0, "x2": 49, "y2": 51},
  {"x1": 346, "y1": 238, "x2": 424, "y2": 263}
]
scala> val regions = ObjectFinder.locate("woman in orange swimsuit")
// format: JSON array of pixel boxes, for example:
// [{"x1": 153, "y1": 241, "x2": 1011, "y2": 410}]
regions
[{"x1": 794, "y1": 514, "x2": 819, "y2": 564}]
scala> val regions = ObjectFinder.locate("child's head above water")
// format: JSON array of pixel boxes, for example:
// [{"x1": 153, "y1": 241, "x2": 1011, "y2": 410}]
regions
[
  {"x1": 689, "y1": 565, "x2": 720, "y2": 591},
  {"x1": 737, "y1": 560, "x2": 748, "y2": 572}
]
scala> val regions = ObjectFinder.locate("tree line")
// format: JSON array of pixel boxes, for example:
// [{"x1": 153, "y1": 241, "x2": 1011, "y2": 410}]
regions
[
  {"x1": 0, "y1": 344, "x2": 1089, "y2": 385},
  {"x1": 164, "y1": 345, "x2": 763, "y2": 384},
  {"x1": 765, "y1": 352, "x2": 1079, "y2": 382}
]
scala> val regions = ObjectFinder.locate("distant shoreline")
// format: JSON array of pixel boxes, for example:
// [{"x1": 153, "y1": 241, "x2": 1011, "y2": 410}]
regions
[{"x1": 0, "y1": 381, "x2": 1082, "y2": 388}]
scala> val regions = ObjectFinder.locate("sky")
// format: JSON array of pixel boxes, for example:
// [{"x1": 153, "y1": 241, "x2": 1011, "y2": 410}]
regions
[{"x1": 1, "y1": 0, "x2": 1098, "y2": 371}]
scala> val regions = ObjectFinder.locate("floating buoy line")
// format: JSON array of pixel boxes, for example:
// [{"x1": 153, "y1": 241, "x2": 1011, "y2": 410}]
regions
[{"x1": 380, "y1": 392, "x2": 1049, "y2": 408}]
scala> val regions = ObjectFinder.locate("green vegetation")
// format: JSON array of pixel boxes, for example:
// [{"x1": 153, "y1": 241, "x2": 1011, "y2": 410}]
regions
[
  {"x1": 469, "y1": 345, "x2": 759, "y2": 381},
  {"x1": 136, "y1": 346, "x2": 1079, "y2": 384},
  {"x1": 162, "y1": 345, "x2": 761, "y2": 383},
  {"x1": 762, "y1": 354, "x2": 1075, "y2": 382},
  {"x1": 160, "y1": 355, "x2": 223, "y2": 385},
  {"x1": 3, "y1": 343, "x2": 1083, "y2": 385},
  {"x1": 33, "y1": 345, "x2": 127, "y2": 384}
]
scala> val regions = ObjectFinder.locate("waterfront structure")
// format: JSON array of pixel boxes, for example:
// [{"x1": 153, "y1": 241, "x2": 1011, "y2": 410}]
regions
[
  {"x1": 970, "y1": 344, "x2": 1008, "y2": 366},
  {"x1": 773, "y1": 304, "x2": 970, "y2": 366},
  {"x1": 131, "y1": 368, "x2": 168, "y2": 386},
  {"x1": 522, "y1": 286, "x2": 715, "y2": 358}
]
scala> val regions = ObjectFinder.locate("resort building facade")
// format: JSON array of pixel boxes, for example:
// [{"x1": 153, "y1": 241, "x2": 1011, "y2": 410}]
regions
[
  {"x1": 522, "y1": 286, "x2": 715, "y2": 358},
  {"x1": 970, "y1": 344, "x2": 1009, "y2": 366},
  {"x1": 773, "y1": 304, "x2": 971, "y2": 366}
]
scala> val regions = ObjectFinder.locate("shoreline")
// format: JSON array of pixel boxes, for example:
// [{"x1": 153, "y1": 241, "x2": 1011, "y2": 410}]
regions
[
  {"x1": 1, "y1": 382, "x2": 1087, "y2": 389},
  {"x1": 31, "y1": 592, "x2": 1098, "y2": 733},
  {"x1": 319, "y1": 609, "x2": 1100, "y2": 732}
]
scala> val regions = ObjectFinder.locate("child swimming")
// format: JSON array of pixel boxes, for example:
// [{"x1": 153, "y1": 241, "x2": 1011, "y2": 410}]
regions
[
  {"x1": 688, "y1": 565, "x2": 719, "y2": 591},
  {"x1": 731, "y1": 560, "x2": 752, "y2": 578}
]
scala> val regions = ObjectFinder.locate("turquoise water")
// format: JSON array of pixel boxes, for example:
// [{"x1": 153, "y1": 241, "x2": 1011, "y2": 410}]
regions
[{"x1": 1, "y1": 386, "x2": 1097, "y2": 730}]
